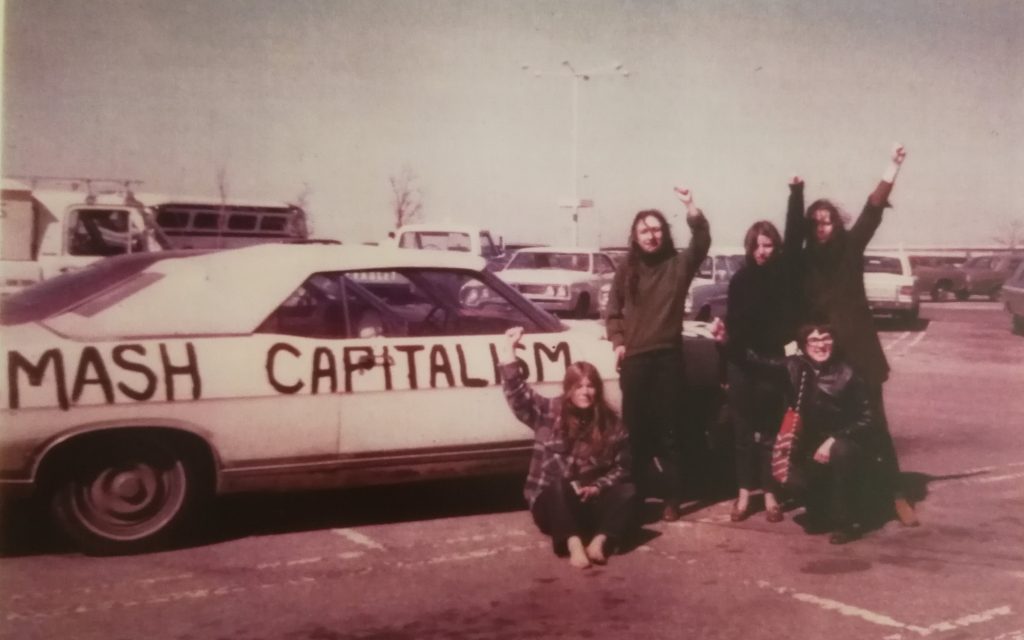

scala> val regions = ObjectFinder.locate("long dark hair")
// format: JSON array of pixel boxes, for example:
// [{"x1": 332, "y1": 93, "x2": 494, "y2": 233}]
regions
[
  {"x1": 804, "y1": 199, "x2": 848, "y2": 247},
  {"x1": 624, "y1": 209, "x2": 676, "y2": 301},
  {"x1": 743, "y1": 220, "x2": 783, "y2": 266},
  {"x1": 559, "y1": 361, "x2": 618, "y2": 456}
]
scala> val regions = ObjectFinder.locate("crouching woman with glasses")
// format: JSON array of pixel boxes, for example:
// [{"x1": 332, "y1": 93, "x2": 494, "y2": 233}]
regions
[
  {"x1": 780, "y1": 324, "x2": 880, "y2": 544},
  {"x1": 499, "y1": 327, "x2": 637, "y2": 568}
]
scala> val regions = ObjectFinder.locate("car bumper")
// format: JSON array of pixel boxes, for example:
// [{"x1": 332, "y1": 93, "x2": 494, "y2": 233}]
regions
[
  {"x1": 868, "y1": 299, "x2": 918, "y2": 314},
  {"x1": 523, "y1": 296, "x2": 576, "y2": 312}
]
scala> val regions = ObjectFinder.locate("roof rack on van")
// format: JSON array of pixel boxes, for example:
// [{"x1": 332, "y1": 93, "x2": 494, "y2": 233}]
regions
[{"x1": 8, "y1": 175, "x2": 144, "y2": 205}]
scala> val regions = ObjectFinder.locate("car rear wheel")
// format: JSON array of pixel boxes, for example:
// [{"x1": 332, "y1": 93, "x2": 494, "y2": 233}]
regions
[
  {"x1": 1013, "y1": 314, "x2": 1024, "y2": 336},
  {"x1": 930, "y1": 282, "x2": 951, "y2": 302},
  {"x1": 48, "y1": 433, "x2": 203, "y2": 555}
]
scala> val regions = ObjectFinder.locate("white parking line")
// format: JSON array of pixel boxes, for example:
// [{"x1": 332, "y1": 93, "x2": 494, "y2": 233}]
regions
[
  {"x1": 886, "y1": 332, "x2": 912, "y2": 350},
  {"x1": 754, "y1": 580, "x2": 1012, "y2": 637},
  {"x1": 331, "y1": 528, "x2": 386, "y2": 550},
  {"x1": 894, "y1": 331, "x2": 927, "y2": 356}
]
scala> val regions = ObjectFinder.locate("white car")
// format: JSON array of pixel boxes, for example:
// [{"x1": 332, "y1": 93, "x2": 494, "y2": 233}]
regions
[
  {"x1": 498, "y1": 247, "x2": 617, "y2": 318},
  {"x1": 685, "y1": 249, "x2": 745, "y2": 320},
  {"x1": 863, "y1": 253, "x2": 920, "y2": 323},
  {"x1": 0, "y1": 244, "x2": 720, "y2": 554}
]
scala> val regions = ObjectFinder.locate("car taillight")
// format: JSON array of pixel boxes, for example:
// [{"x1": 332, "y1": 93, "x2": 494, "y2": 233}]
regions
[{"x1": 899, "y1": 285, "x2": 914, "y2": 296}]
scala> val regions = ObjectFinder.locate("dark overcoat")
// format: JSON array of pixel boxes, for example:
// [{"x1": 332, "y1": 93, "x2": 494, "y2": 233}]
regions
[{"x1": 790, "y1": 182, "x2": 892, "y2": 386}]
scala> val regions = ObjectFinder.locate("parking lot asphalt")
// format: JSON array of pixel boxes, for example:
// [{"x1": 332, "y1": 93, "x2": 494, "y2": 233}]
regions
[{"x1": 1, "y1": 301, "x2": 1022, "y2": 640}]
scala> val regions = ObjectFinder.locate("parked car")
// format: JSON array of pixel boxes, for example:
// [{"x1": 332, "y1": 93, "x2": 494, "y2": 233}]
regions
[
  {"x1": 497, "y1": 247, "x2": 617, "y2": 318},
  {"x1": 599, "y1": 247, "x2": 629, "y2": 269},
  {"x1": 958, "y1": 254, "x2": 1024, "y2": 300},
  {"x1": 910, "y1": 255, "x2": 968, "y2": 302},
  {"x1": 0, "y1": 244, "x2": 723, "y2": 554},
  {"x1": 1001, "y1": 261, "x2": 1024, "y2": 335},
  {"x1": 863, "y1": 253, "x2": 919, "y2": 323},
  {"x1": 686, "y1": 250, "x2": 745, "y2": 320}
]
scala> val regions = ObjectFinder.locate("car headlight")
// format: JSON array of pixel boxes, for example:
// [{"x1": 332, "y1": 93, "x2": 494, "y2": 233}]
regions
[{"x1": 685, "y1": 291, "x2": 693, "y2": 314}]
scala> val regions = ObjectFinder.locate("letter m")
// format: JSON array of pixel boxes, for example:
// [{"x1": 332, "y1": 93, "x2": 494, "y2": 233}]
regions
[{"x1": 7, "y1": 349, "x2": 69, "y2": 410}]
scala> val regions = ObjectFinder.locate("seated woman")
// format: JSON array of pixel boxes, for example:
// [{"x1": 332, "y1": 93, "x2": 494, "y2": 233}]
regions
[
  {"x1": 499, "y1": 327, "x2": 636, "y2": 568},
  {"x1": 782, "y1": 323, "x2": 879, "y2": 545}
]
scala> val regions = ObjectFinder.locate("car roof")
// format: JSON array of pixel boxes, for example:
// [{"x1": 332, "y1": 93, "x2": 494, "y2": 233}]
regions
[
  {"x1": 396, "y1": 223, "x2": 484, "y2": 235},
  {"x1": 33, "y1": 244, "x2": 486, "y2": 339},
  {"x1": 513, "y1": 246, "x2": 605, "y2": 254}
]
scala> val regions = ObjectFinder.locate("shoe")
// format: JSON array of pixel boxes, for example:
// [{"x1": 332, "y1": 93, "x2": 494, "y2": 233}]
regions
[
  {"x1": 765, "y1": 505, "x2": 784, "y2": 523},
  {"x1": 662, "y1": 503, "x2": 681, "y2": 522},
  {"x1": 893, "y1": 498, "x2": 920, "y2": 527},
  {"x1": 730, "y1": 501, "x2": 752, "y2": 522}
]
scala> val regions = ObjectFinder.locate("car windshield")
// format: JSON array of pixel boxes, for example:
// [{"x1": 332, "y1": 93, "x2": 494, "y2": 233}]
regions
[
  {"x1": 863, "y1": 256, "x2": 904, "y2": 275},
  {"x1": 399, "y1": 231, "x2": 472, "y2": 252},
  {"x1": 0, "y1": 252, "x2": 196, "y2": 325},
  {"x1": 508, "y1": 252, "x2": 589, "y2": 272}
]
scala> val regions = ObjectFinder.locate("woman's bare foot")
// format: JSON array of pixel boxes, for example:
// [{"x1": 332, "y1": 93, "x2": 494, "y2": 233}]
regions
[
  {"x1": 585, "y1": 534, "x2": 608, "y2": 565},
  {"x1": 567, "y1": 536, "x2": 591, "y2": 569}
]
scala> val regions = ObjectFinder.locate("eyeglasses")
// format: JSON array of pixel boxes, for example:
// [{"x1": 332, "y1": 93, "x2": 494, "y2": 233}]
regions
[{"x1": 806, "y1": 336, "x2": 834, "y2": 345}]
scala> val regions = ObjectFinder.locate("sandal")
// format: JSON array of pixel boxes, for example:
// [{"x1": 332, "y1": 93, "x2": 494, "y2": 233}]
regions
[{"x1": 765, "y1": 505, "x2": 784, "y2": 523}]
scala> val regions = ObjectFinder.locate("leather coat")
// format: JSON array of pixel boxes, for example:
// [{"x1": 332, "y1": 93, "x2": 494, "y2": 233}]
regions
[{"x1": 785, "y1": 355, "x2": 876, "y2": 453}]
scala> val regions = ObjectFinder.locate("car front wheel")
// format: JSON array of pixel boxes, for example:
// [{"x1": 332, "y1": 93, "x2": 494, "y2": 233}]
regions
[{"x1": 48, "y1": 433, "x2": 203, "y2": 555}]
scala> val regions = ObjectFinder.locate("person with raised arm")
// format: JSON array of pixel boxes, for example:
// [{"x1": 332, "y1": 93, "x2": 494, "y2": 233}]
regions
[
  {"x1": 605, "y1": 188, "x2": 711, "y2": 521},
  {"x1": 723, "y1": 177, "x2": 803, "y2": 523},
  {"x1": 792, "y1": 144, "x2": 919, "y2": 527},
  {"x1": 499, "y1": 327, "x2": 636, "y2": 569}
]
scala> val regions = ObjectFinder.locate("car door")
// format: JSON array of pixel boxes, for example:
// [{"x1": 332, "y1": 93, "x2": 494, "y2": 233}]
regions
[{"x1": 285, "y1": 268, "x2": 589, "y2": 467}]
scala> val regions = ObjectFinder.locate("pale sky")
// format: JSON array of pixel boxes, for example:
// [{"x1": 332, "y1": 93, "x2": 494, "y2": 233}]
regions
[{"x1": 2, "y1": 0, "x2": 1022, "y2": 248}]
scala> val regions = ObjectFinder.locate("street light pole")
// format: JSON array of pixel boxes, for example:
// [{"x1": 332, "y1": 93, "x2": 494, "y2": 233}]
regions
[{"x1": 523, "y1": 61, "x2": 629, "y2": 247}]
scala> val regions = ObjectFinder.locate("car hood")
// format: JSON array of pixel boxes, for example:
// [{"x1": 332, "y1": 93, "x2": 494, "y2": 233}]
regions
[{"x1": 498, "y1": 269, "x2": 589, "y2": 285}]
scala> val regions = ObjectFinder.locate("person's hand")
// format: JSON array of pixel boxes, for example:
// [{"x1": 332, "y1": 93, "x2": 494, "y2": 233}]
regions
[
  {"x1": 501, "y1": 326, "x2": 525, "y2": 364},
  {"x1": 710, "y1": 317, "x2": 727, "y2": 343},
  {"x1": 790, "y1": 175, "x2": 804, "y2": 186},
  {"x1": 813, "y1": 437, "x2": 835, "y2": 464},
  {"x1": 883, "y1": 143, "x2": 907, "y2": 183},
  {"x1": 674, "y1": 186, "x2": 700, "y2": 219},
  {"x1": 673, "y1": 186, "x2": 693, "y2": 206},
  {"x1": 614, "y1": 344, "x2": 626, "y2": 370},
  {"x1": 577, "y1": 485, "x2": 600, "y2": 502},
  {"x1": 891, "y1": 143, "x2": 906, "y2": 165}
]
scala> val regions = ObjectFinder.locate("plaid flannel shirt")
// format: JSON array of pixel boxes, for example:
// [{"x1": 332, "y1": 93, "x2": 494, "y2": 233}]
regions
[{"x1": 500, "y1": 362, "x2": 631, "y2": 507}]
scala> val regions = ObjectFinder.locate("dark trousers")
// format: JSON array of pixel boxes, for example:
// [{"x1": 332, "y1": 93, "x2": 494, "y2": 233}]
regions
[
  {"x1": 727, "y1": 362, "x2": 786, "y2": 492},
  {"x1": 531, "y1": 480, "x2": 637, "y2": 548},
  {"x1": 866, "y1": 383, "x2": 905, "y2": 498},
  {"x1": 789, "y1": 438, "x2": 868, "y2": 528},
  {"x1": 620, "y1": 348, "x2": 686, "y2": 504}
]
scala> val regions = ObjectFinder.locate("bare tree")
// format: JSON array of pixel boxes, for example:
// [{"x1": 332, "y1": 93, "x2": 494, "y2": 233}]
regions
[
  {"x1": 291, "y1": 182, "x2": 314, "y2": 238},
  {"x1": 993, "y1": 219, "x2": 1024, "y2": 250},
  {"x1": 390, "y1": 166, "x2": 422, "y2": 230}
]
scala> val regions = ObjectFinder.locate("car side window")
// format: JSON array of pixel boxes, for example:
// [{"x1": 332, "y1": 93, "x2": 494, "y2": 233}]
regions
[
  {"x1": 258, "y1": 268, "x2": 545, "y2": 339},
  {"x1": 594, "y1": 254, "x2": 615, "y2": 275},
  {"x1": 714, "y1": 256, "x2": 729, "y2": 282},
  {"x1": 68, "y1": 208, "x2": 145, "y2": 257},
  {"x1": 698, "y1": 257, "x2": 713, "y2": 279}
]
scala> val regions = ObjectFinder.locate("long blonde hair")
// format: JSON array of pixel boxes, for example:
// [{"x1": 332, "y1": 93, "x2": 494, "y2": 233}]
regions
[{"x1": 559, "y1": 361, "x2": 618, "y2": 455}]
